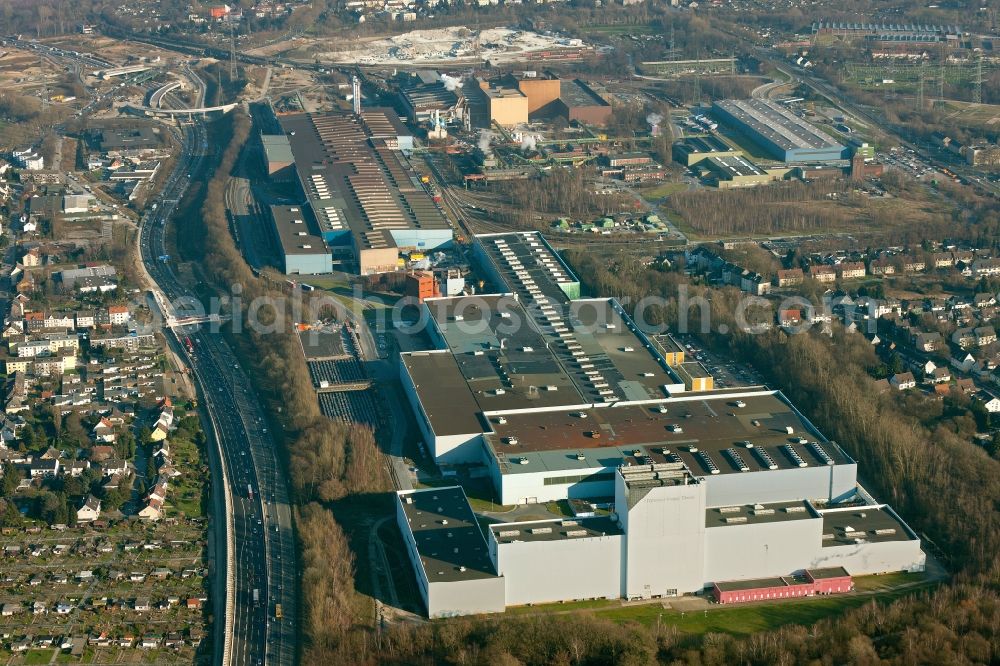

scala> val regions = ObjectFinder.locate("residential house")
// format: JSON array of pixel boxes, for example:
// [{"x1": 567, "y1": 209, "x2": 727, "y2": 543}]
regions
[
  {"x1": 929, "y1": 367, "x2": 951, "y2": 384},
  {"x1": 975, "y1": 391, "x2": 1000, "y2": 413},
  {"x1": 62, "y1": 460, "x2": 89, "y2": 477},
  {"x1": 28, "y1": 459, "x2": 59, "y2": 477},
  {"x1": 975, "y1": 326, "x2": 997, "y2": 346},
  {"x1": 76, "y1": 496, "x2": 101, "y2": 523},
  {"x1": 972, "y1": 258, "x2": 1000, "y2": 277},
  {"x1": 903, "y1": 259, "x2": 925, "y2": 273},
  {"x1": 100, "y1": 458, "x2": 128, "y2": 477},
  {"x1": 870, "y1": 260, "x2": 896, "y2": 275},
  {"x1": 837, "y1": 262, "x2": 866, "y2": 280},
  {"x1": 914, "y1": 331, "x2": 943, "y2": 353},
  {"x1": 952, "y1": 328, "x2": 977, "y2": 350},
  {"x1": 138, "y1": 498, "x2": 163, "y2": 521},
  {"x1": 809, "y1": 265, "x2": 836, "y2": 283},
  {"x1": 974, "y1": 293, "x2": 997, "y2": 309},
  {"x1": 932, "y1": 252, "x2": 954, "y2": 268},
  {"x1": 74, "y1": 311, "x2": 97, "y2": 329},
  {"x1": 776, "y1": 268, "x2": 804, "y2": 287},
  {"x1": 92, "y1": 418, "x2": 116, "y2": 443},
  {"x1": 889, "y1": 372, "x2": 916, "y2": 390},
  {"x1": 107, "y1": 305, "x2": 130, "y2": 326},
  {"x1": 955, "y1": 377, "x2": 976, "y2": 394}
]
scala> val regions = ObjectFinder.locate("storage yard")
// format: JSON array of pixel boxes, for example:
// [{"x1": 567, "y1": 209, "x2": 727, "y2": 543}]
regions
[{"x1": 320, "y1": 27, "x2": 588, "y2": 65}]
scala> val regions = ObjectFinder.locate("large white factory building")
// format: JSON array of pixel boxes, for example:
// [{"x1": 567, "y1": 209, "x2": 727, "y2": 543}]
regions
[{"x1": 396, "y1": 232, "x2": 926, "y2": 618}]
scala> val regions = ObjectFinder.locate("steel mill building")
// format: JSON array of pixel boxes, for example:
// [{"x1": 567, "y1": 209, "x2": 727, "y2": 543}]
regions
[
  {"x1": 268, "y1": 110, "x2": 453, "y2": 275},
  {"x1": 395, "y1": 231, "x2": 926, "y2": 618},
  {"x1": 711, "y1": 99, "x2": 847, "y2": 162}
]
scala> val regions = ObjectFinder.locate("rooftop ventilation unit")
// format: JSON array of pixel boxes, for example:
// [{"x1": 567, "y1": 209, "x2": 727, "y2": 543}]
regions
[
  {"x1": 754, "y1": 447, "x2": 778, "y2": 470},
  {"x1": 697, "y1": 451, "x2": 720, "y2": 474},
  {"x1": 782, "y1": 444, "x2": 808, "y2": 468},
  {"x1": 529, "y1": 527, "x2": 552, "y2": 534}
]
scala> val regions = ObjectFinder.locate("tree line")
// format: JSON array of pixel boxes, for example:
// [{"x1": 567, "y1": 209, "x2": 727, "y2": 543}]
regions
[{"x1": 180, "y1": 109, "x2": 389, "y2": 660}]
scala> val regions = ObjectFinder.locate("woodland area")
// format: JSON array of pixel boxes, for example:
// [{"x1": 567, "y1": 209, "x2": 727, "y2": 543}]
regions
[{"x1": 491, "y1": 169, "x2": 634, "y2": 227}]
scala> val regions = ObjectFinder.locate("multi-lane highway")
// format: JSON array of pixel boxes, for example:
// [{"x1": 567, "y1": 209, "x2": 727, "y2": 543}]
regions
[{"x1": 138, "y1": 106, "x2": 296, "y2": 665}]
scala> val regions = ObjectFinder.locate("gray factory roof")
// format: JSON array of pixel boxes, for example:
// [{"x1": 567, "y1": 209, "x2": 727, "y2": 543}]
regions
[
  {"x1": 812, "y1": 22, "x2": 961, "y2": 35},
  {"x1": 487, "y1": 391, "x2": 854, "y2": 476},
  {"x1": 679, "y1": 135, "x2": 735, "y2": 154},
  {"x1": 400, "y1": 351, "x2": 487, "y2": 437},
  {"x1": 400, "y1": 82, "x2": 461, "y2": 110},
  {"x1": 680, "y1": 361, "x2": 712, "y2": 378},
  {"x1": 261, "y1": 134, "x2": 294, "y2": 164},
  {"x1": 477, "y1": 232, "x2": 578, "y2": 304},
  {"x1": 715, "y1": 573, "x2": 811, "y2": 592},
  {"x1": 489, "y1": 516, "x2": 621, "y2": 545},
  {"x1": 808, "y1": 566, "x2": 851, "y2": 580},
  {"x1": 277, "y1": 112, "x2": 447, "y2": 252},
  {"x1": 97, "y1": 126, "x2": 162, "y2": 150},
  {"x1": 714, "y1": 99, "x2": 843, "y2": 153},
  {"x1": 820, "y1": 506, "x2": 917, "y2": 547},
  {"x1": 705, "y1": 499, "x2": 816, "y2": 528},
  {"x1": 559, "y1": 79, "x2": 611, "y2": 109},
  {"x1": 707, "y1": 155, "x2": 767, "y2": 178},
  {"x1": 269, "y1": 204, "x2": 329, "y2": 257},
  {"x1": 415, "y1": 291, "x2": 680, "y2": 415},
  {"x1": 397, "y1": 486, "x2": 498, "y2": 583}
]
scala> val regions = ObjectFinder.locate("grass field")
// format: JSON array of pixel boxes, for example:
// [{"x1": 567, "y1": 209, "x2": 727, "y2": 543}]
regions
[
  {"x1": 640, "y1": 181, "x2": 690, "y2": 199},
  {"x1": 503, "y1": 572, "x2": 936, "y2": 636}
]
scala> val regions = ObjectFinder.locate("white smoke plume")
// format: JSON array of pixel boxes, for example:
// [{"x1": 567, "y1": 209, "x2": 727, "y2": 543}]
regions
[
  {"x1": 440, "y1": 73, "x2": 462, "y2": 91},
  {"x1": 646, "y1": 113, "x2": 664, "y2": 128},
  {"x1": 478, "y1": 130, "x2": 494, "y2": 154},
  {"x1": 520, "y1": 134, "x2": 537, "y2": 151}
]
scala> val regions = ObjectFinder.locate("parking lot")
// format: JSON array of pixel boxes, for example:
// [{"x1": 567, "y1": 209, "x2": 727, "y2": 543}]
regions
[{"x1": 673, "y1": 333, "x2": 765, "y2": 388}]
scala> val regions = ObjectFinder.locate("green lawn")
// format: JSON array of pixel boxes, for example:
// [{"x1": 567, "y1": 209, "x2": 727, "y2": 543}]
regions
[
  {"x1": 596, "y1": 595, "x2": 883, "y2": 635},
  {"x1": 24, "y1": 649, "x2": 57, "y2": 665},
  {"x1": 503, "y1": 573, "x2": 937, "y2": 637},
  {"x1": 640, "y1": 182, "x2": 689, "y2": 199}
]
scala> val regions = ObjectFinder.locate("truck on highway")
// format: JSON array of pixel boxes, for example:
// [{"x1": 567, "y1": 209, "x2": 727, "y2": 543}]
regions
[
  {"x1": 253, "y1": 588, "x2": 260, "y2": 606},
  {"x1": 275, "y1": 603, "x2": 283, "y2": 620},
  {"x1": 183, "y1": 337, "x2": 195, "y2": 354},
  {"x1": 247, "y1": 484, "x2": 254, "y2": 500}
]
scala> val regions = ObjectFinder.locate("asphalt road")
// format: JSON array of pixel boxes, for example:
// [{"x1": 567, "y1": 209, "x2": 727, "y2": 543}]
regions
[{"x1": 137, "y1": 110, "x2": 296, "y2": 666}]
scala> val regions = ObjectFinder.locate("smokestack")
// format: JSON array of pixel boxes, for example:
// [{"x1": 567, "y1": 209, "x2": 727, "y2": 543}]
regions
[{"x1": 352, "y1": 75, "x2": 362, "y2": 115}]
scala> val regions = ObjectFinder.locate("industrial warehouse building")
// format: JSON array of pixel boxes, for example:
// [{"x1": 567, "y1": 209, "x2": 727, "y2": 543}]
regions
[
  {"x1": 395, "y1": 230, "x2": 926, "y2": 618},
  {"x1": 272, "y1": 110, "x2": 452, "y2": 275},
  {"x1": 712, "y1": 99, "x2": 847, "y2": 162},
  {"x1": 474, "y1": 73, "x2": 614, "y2": 127},
  {"x1": 269, "y1": 204, "x2": 334, "y2": 275}
]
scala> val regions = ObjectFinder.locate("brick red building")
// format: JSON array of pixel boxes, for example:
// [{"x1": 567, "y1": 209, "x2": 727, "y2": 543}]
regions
[
  {"x1": 713, "y1": 567, "x2": 853, "y2": 604},
  {"x1": 404, "y1": 271, "x2": 440, "y2": 303}
]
